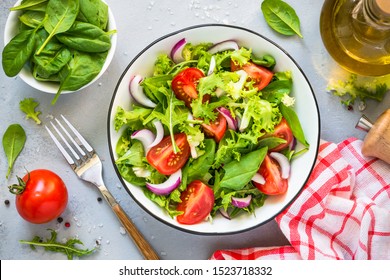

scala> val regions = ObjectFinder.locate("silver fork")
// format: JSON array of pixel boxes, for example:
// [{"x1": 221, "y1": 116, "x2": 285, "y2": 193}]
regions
[{"x1": 45, "y1": 115, "x2": 159, "y2": 260}]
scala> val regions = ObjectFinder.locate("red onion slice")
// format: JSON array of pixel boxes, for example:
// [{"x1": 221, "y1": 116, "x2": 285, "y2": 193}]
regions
[
  {"x1": 145, "y1": 169, "x2": 182, "y2": 196},
  {"x1": 289, "y1": 137, "x2": 297, "y2": 151},
  {"x1": 231, "y1": 195, "x2": 252, "y2": 208},
  {"x1": 149, "y1": 120, "x2": 164, "y2": 149},
  {"x1": 251, "y1": 173, "x2": 265, "y2": 184},
  {"x1": 129, "y1": 75, "x2": 156, "y2": 108},
  {"x1": 170, "y1": 38, "x2": 186, "y2": 63},
  {"x1": 132, "y1": 167, "x2": 151, "y2": 178},
  {"x1": 208, "y1": 40, "x2": 239, "y2": 54},
  {"x1": 131, "y1": 129, "x2": 155, "y2": 153},
  {"x1": 219, "y1": 208, "x2": 231, "y2": 220},
  {"x1": 207, "y1": 56, "x2": 216, "y2": 75},
  {"x1": 217, "y1": 107, "x2": 237, "y2": 130},
  {"x1": 215, "y1": 87, "x2": 225, "y2": 97},
  {"x1": 269, "y1": 152, "x2": 290, "y2": 179}
]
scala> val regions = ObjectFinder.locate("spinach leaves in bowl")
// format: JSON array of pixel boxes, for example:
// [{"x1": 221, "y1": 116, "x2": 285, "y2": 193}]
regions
[{"x1": 2, "y1": 0, "x2": 117, "y2": 104}]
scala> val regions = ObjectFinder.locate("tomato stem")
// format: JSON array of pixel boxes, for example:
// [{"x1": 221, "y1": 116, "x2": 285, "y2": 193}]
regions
[{"x1": 8, "y1": 175, "x2": 27, "y2": 195}]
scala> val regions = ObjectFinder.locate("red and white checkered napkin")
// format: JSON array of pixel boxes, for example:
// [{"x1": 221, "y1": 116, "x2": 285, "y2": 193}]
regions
[{"x1": 210, "y1": 138, "x2": 390, "y2": 260}]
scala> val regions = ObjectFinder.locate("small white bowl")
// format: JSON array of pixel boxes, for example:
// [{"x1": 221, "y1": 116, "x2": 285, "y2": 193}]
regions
[
  {"x1": 108, "y1": 24, "x2": 320, "y2": 235},
  {"x1": 3, "y1": 0, "x2": 117, "y2": 94}
]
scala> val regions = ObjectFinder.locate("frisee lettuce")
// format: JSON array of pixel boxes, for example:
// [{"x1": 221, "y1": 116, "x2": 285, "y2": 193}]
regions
[{"x1": 327, "y1": 73, "x2": 390, "y2": 109}]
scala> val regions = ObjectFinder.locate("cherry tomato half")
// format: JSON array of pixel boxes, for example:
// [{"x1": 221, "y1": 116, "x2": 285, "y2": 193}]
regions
[
  {"x1": 13, "y1": 169, "x2": 68, "y2": 224},
  {"x1": 253, "y1": 155, "x2": 288, "y2": 195},
  {"x1": 263, "y1": 118, "x2": 294, "y2": 152},
  {"x1": 176, "y1": 180, "x2": 214, "y2": 225},
  {"x1": 171, "y1": 68, "x2": 205, "y2": 107},
  {"x1": 231, "y1": 61, "x2": 273, "y2": 90},
  {"x1": 146, "y1": 133, "x2": 190, "y2": 175},
  {"x1": 201, "y1": 112, "x2": 227, "y2": 143}
]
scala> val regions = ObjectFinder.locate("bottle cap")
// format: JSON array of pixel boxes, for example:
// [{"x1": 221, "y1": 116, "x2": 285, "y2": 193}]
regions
[{"x1": 374, "y1": 0, "x2": 390, "y2": 16}]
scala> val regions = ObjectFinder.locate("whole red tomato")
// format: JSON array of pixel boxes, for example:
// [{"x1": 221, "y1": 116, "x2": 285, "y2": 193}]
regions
[{"x1": 9, "y1": 169, "x2": 68, "y2": 224}]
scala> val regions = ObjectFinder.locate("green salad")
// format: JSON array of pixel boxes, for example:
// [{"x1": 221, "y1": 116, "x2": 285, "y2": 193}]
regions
[{"x1": 114, "y1": 39, "x2": 309, "y2": 225}]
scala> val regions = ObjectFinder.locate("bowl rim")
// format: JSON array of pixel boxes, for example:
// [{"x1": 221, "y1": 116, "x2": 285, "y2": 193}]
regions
[
  {"x1": 3, "y1": 0, "x2": 117, "y2": 94},
  {"x1": 107, "y1": 23, "x2": 321, "y2": 236}
]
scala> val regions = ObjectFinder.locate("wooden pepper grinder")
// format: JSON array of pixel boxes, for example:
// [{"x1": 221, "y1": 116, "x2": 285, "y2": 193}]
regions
[{"x1": 356, "y1": 109, "x2": 390, "y2": 164}]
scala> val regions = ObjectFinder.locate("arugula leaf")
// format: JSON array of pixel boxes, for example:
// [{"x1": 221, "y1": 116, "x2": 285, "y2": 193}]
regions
[
  {"x1": 219, "y1": 147, "x2": 267, "y2": 190},
  {"x1": 261, "y1": 0, "x2": 303, "y2": 38},
  {"x1": 19, "y1": 229, "x2": 95, "y2": 260},
  {"x1": 19, "y1": 98, "x2": 42, "y2": 125}
]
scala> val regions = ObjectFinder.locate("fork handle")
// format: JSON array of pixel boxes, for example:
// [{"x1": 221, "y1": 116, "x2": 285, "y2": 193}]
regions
[
  {"x1": 111, "y1": 203, "x2": 160, "y2": 260},
  {"x1": 99, "y1": 186, "x2": 159, "y2": 260}
]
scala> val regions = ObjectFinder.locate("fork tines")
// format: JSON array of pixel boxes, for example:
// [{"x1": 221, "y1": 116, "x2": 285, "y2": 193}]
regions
[{"x1": 45, "y1": 115, "x2": 94, "y2": 170}]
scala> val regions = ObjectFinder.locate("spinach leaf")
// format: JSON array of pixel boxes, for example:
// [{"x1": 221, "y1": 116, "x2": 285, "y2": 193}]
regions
[
  {"x1": 53, "y1": 50, "x2": 107, "y2": 104},
  {"x1": 10, "y1": 0, "x2": 48, "y2": 11},
  {"x1": 257, "y1": 137, "x2": 287, "y2": 150},
  {"x1": 56, "y1": 21, "x2": 112, "y2": 53},
  {"x1": 33, "y1": 28, "x2": 72, "y2": 78},
  {"x1": 280, "y1": 103, "x2": 309, "y2": 147},
  {"x1": 262, "y1": 80, "x2": 292, "y2": 103},
  {"x1": 2, "y1": 124, "x2": 26, "y2": 179},
  {"x1": 186, "y1": 139, "x2": 216, "y2": 183},
  {"x1": 251, "y1": 54, "x2": 276, "y2": 69},
  {"x1": 37, "y1": 0, "x2": 79, "y2": 55},
  {"x1": 261, "y1": 0, "x2": 303, "y2": 38},
  {"x1": 19, "y1": 11, "x2": 46, "y2": 28},
  {"x1": 78, "y1": 0, "x2": 108, "y2": 30},
  {"x1": 219, "y1": 147, "x2": 267, "y2": 190},
  {"x1": 2, "y1": 29, "x2": 36, "y2": 77},
  {"x1": 34, "y1": 46, "x2": 71, "y2": 78}
]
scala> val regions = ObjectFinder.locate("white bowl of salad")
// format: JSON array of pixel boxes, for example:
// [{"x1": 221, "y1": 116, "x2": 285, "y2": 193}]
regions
[
  {"x1": 108, "y1": 24, "x2": 320, "y2": 235},
  {"x1": 3, "y1": 0, "x2": 117, "y2": 104}
]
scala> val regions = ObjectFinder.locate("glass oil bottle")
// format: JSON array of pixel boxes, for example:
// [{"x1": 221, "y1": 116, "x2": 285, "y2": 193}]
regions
[{"x1": 320, "y1": 0, "x2": 390, "y2": 76}]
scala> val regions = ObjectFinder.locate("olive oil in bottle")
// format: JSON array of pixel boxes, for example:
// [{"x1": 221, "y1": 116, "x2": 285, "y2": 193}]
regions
[{"x1": 320, "y1": 0, "x2": 390, "y2": 76}]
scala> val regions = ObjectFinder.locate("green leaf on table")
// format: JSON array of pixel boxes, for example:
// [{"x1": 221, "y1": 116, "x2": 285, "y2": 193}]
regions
[
  {"x1": 19, "y1": 229, "x2": 95, "y2": 260},
  {"x1": 261, "y1": 0, "x2": 303, "y2": 38},
  {"x1": 2, "y1": 124, "x2": 26, "y2": 179}
]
